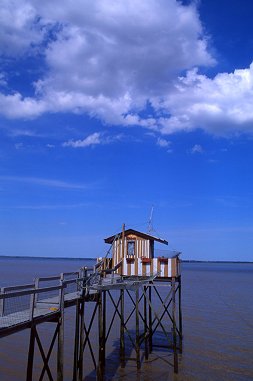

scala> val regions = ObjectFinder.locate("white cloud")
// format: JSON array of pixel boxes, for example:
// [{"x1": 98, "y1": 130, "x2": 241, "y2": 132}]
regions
[
  {"x1": 158, "y1": 64, "x2": 253, "y2": 136},
  {"x1": 0, "y1": 0, "x2": 47, "y2": 56},
  {"x1": 1, "y1": 0, "x2": 253, "y2": 137},
  {"x1": 63, "y1": 132, "x2": 102, "y2": 148},
  {"x1": 157, "y1": 138, "x2": 171, "y2": 148},
  {"x1": 0, "y1": 1, "x2": 214, "y2": 122},
  {"x1": 63, "y1": 132, "x2": 123, "y2": 148},
  {"x1": 191, "y1": 144, "x2": 203, "y2": 154},
  {"x1": 0, "y1": 93, "x2": 47, "y2": 118}
]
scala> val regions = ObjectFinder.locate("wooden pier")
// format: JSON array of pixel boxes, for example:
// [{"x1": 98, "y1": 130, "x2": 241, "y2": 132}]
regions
[
  {"x1": 0, "y1": 267, "x2": 182, "y2": 381},
  {"x1": 0, "y1": 227, "x2": 183, "y2": 380}
]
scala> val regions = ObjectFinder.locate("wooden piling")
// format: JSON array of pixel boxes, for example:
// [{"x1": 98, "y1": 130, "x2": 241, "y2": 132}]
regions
[
  {"x1": 78, "y1": 300, "x2": 85, "y2": 381},
  {"x1": 135, "y1": 288, "x2": 141, "y2": 369},
  {"x1": 73, "y1": 300, "x2": 80, "y2": 381},
  {"x1": 178, "y1": 275, "x2": 183, "y2": 353},
  {"x1": 57, "y1": 285, "x2": 64, "y2": 381},
  {"x1": 148, "y1": 284, "x2": 153, "y2": 353},
  {"x1": 97, "y1": 291, "x2": 103, "y2": 380},
  {"x1": 144, "y1": 285, "x2": 149, "y2": 360},
  {"x1": 120, "y1": 289, "x2": 125, "y2": 368},
  {"x1": 26, "y1": 325, "x2": 35, "y2": 381},
  {"x1": 172, "y1": 278, "x2": 178, "y2": 373}
]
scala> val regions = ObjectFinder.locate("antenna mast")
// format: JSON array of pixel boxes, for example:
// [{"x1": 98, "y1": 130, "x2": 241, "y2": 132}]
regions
[{"x1": 147, "y1": 205, "x2": 154, "y2": 234}]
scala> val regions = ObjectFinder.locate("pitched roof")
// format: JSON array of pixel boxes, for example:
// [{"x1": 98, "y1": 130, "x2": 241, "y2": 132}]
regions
[{"x1": 104, "y1": 228, "x2": 168, "y2": 245}]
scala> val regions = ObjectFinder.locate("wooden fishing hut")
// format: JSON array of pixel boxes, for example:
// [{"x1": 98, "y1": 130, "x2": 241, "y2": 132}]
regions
[{"x1": 103, "y1": 227, "x2": 181, "y2": 278}]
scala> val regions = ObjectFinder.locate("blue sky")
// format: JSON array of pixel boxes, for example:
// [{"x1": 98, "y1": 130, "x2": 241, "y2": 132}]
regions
[{"x1": 0, "y1": 0, "x2": 253, "y2": 261}]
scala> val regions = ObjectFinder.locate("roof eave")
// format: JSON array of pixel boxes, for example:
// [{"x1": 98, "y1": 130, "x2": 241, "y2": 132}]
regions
[{"x1": 104, "y1": 229, "x2": 168, "y2": 245}]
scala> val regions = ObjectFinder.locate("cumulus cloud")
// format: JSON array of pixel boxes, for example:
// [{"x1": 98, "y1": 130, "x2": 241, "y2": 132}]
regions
[
  {"x1": 158, "y1": 65, "x2": 253, "y2": 136},
  {"x1": 0, "y1": 0, "x2": 47, "y2": 56},
  {"x1": 0, "y1": 0, "x2": 253, "y2": 137},
  {"x1": 0, "y1": 1, "x2": 213, "y2": 118}
]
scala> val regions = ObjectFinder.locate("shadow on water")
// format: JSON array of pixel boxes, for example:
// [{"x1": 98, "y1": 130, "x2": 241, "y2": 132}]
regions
[{"x1": 83, "y1": 330, "x2": 177, "y2": 381}]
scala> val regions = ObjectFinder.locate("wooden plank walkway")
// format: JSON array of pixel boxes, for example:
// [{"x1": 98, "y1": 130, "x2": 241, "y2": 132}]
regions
[{"x1": 0, "y1": 291, "x2": 78, "y2": 330}]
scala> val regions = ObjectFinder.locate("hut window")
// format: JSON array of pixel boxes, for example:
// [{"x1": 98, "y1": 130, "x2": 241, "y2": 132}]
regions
[{"x1": 127, "y1": 241, "x2": 135, "y2": 256}]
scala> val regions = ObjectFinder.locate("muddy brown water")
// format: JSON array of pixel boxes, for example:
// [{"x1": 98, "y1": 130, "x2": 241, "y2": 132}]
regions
[{"x1": 0, "y1": 258, "x2": 252, "y2": 381}]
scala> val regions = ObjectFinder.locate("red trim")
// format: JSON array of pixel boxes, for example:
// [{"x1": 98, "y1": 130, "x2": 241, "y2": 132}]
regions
[
  {"x1": 158, "y1": 257, "x2": 168, "y2": 263},
  {"x1": 141, "y1": 257, "x2": 152, "y2": 263},
  {"x1": 126, "y1": 257, "x2": 135, "y2": 262}
]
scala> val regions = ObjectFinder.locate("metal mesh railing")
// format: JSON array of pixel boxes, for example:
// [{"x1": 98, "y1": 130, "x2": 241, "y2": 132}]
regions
[{"x1": 0, "y1": 285, "x2": 65, "y2": 330}]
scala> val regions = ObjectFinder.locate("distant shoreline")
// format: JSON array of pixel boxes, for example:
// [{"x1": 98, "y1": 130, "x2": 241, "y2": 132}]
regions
[{"x1": 0, "y1": 255, "x2": 252, "y2": 264}]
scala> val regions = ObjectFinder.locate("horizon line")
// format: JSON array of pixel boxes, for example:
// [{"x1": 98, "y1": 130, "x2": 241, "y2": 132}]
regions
[{"x1": 0, "y1": 255, "x2": 252, "y2": 264}]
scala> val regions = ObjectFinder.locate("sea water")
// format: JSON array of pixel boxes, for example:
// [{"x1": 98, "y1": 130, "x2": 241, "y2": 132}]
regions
[{"x1": 0, "y1": 258, "x2": 252, "y2": 380}]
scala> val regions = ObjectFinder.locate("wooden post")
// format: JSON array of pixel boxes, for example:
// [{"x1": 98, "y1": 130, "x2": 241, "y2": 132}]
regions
[
  {"x1": 97, "y1": 291, "x2": 104, "y2": 381},
  {"x1": 135, "y1": 288, "x2": 141, "y2": 369},
  {"x1": 0, "y1": 287, "x2": 5, "y2": 317},
  {"x1": 78, "y1": 299, "x2": 85, "y2": 381},
  {"x1": 102, "y1": 291, "x2": 106, "y2": 370},
  {"x1": 172, "y1": 278, "x2": 178, "y2": 373},
  {"x1": 120, "y1": 289, "x2": 125, "y2": 368},
  {"x1": 34, "y1": 278, "x2": 39, "y2": 307},
  {"x1": 26, "y1": 325, "x2": 36, "y2": 381},
  {"x1": 144, "y1": 286, "x2": 149, "y2": 360},
  {"x1": 73, "y1": 300, "x2": 80, "y2": 381},
  {"x1": 148, "y1": 284, "x2": 153, "y2": 353},
  {"x1": 122, "y1": 223, "x2": 125, "y2": 259},
  {"x1": 57, "y1": 285, "x2": 64, "y2": 381},
  {"x1": 29, "y1": 290, "x2": 36, "y2": 321},
  {"x1": 121, "y1": 223, "x2": 125, "y2": 276},
  {"x1": 178, "y1": 275, "x2": 183, "y2": 353}
]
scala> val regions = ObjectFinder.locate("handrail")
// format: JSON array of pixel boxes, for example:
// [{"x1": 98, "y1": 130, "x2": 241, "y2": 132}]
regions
[
  {"x1": 2, "y1": 284, "x2": 35, "y2": 292},
  {"x1": 35, "y1": 276, "x2": 61, "y2": 282},
  {"x1": 0, "y1": 284, "x2": 65, "y2": 300},
  {"x1": 63, "y1": 277, "x2": 87, "y2": 286}
]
